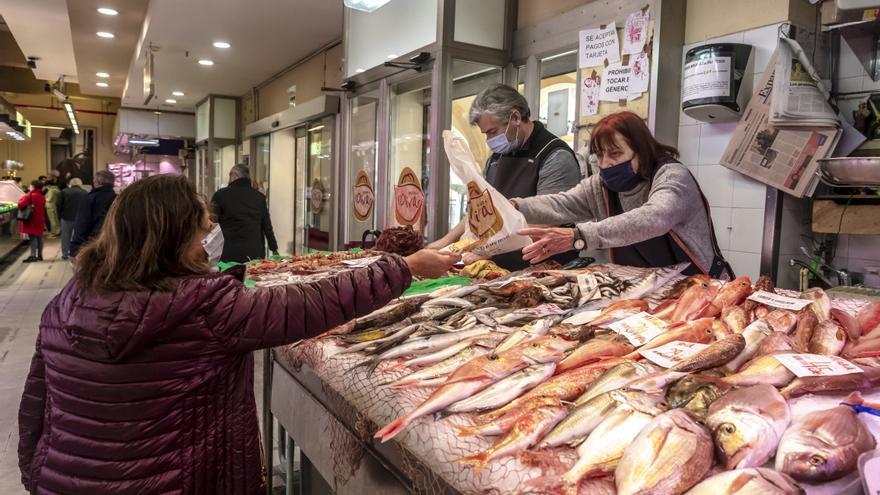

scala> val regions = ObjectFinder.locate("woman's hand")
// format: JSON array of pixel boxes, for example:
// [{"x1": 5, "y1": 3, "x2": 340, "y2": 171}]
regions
[
  {"x1": 404, "y1": 249, "x2": 462, "y2": 278},
  {"x1": 460, "y1": 252, "x2": 486, "y2": 266},
  {"x1": 518, "y1": 227, "x2": 575, "y2": 264}
]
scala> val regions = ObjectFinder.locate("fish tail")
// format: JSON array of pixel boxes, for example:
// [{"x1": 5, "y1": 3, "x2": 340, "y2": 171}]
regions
[{"x1": 374, "y1": 416, "x2": 409, "y2": 442}]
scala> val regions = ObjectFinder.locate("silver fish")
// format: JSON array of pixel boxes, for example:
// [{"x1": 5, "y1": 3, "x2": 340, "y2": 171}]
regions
[
  {"x1": 423, "y1": 297, "x2": 475, "y2": 308},
  {"x1": 441, "y1": 363, "x2": 556, "y2": 416},
  {"x1": 574, "y1": 361, "x2": 658, "y2": 406},
  {"x1": 369, "y1": 326, "x2": 493, "y2": 365},
  {"x1": 685, "y1": 468, "x2": 804, "y2": 495},
  {"x1": 386, "y1": 344, "x2": 495, "y2": 388},
  {"x1": 495, "y1": 318, "x2": 555, "y2": 353}
]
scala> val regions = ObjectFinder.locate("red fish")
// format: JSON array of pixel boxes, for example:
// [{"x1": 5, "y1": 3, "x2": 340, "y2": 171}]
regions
[
  {"x1": 700, "y1": 276, "x2": 752, "y2": 318},
  {"x1": 831, "y1": 308, "x2": 861, "y2": 342},
  {"x1": 858, "y1": 301, "x2": 880, "y2": 336},
  {"x1": 557, "y1": 338, "x2": 634, "y2": 373},
  {"x1": 764, "y1": 309, "x2": 798, "y2": 334},
  {"x1": 588, "y1": 299, "x2": 649, "y2": 327},
  {"x1": 721, "y1": 305, "x2": 750, "y2": 334},
  {"x1": 665, "y1": 282, "x2": 720, "y2": 323},
  {"x1": 625, "y1": 318, "x2": 715, "y2": 359}
]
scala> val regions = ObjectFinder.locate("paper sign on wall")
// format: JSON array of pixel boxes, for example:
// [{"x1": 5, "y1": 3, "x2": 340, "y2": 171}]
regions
[
  {"x1": 394, "y1": 167, "x2": 424, "y2": 226},
  {"x1": 600, "y1": 62, "x2": 631, "y2": 102},
  {"x1": 640, "y1": 341, "x2": 709, "y2": 368},
  {"x1": 581, "y1": 71, "x2": 601, "y2": 116},
  {"x1": 353, "y1": 170, "x2": 374, "y2": 221},
  {"x1": 628, "y1": 52, "x2": 650, "y2": 100},
  {"x1": 773, "y1": 353, "x2": 863, "y2": 378},
  {"x1": 623, "y1": 11, "x2": 649, "y2": 55},
  {"x1": 579, "y1": 23, "x2": 620, "y2": 68}
]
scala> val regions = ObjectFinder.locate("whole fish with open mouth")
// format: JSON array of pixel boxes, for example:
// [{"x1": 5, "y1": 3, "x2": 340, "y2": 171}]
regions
[
  {"x1": 671, "y1": 334, "x2": 746, "y2": 373},
  {"x1": 574, "y1": 361, "x2": 658, "y2": 405},
  {"x1": 706, "y1": 384, "x2": 791, "y2": 469},
  {"x1": 440, "y1": 362, "x2": 557, "y2": 417},
  {"x1": 374, "y1": 336, "x2": 575, "y2": 442},
  {"x1": 615, "y1": 409, "x2": 713, "y2": 495},
  {"x1": 557, "y1": 336, "x2": 634, "y2": 373},
  {"x1": 719, "y1": 353, "x2": 796, "y2": 388},
  {"x1": 780, "y1": 365, "x2": 880, "y2": 398},
  {"x1": 685, "y1": 468, "x2": 804, "y2": 495},
  {"x1": 808, "y1": 319, "x2": 846, "y2": 356},
  {"x1": 665, "y1": 375, "x2": 721, "y2": 419},
  {"x1": 699, "y1": 276, "x2": 753, "y2": 318},
  {"x1": 722, "y1": 319, "x2": 773, "y2": 373},
  {"x1": 775, "y1": 393, "x2": 876, "y2": 482}
]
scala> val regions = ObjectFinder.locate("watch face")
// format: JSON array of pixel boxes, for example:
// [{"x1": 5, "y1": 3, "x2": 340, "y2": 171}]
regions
[{"x1": 574, "y1": 239, "x2": 585, "y2": 250}]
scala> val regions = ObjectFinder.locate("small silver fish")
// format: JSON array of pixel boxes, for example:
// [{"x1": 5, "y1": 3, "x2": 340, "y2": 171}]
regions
[{"x1": 441, "y1": 363, "x2": 556, "y2": 416}]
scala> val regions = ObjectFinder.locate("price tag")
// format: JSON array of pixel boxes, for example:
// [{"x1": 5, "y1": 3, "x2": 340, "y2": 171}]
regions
[
  {"x1": 639, "y1": 341, "x2": 709, "y2": 369},
  {"x1": 773, "y1": 353, "x2": 863, "y2": 378},
  {"x1": 341, "y1": 256, "x2": 382, "y2": 268},
  {"x1": 530, "y1": 303, "x2": 566, "y2": 316},
  {"x1": 577, "y1": 273, "x2": 601, "y2": 302},
  {"x1": 747, "y1": 290, "x2": 812, "y2": 311},
  {"x1": 608, "y1": 312, "x2": 668, "y2": 347}
]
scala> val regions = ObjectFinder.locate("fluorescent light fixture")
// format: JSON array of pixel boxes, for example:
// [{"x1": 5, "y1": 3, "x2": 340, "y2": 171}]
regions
[
  {"x1": 213, "y1": 41, "x2": 231, "y2": 49},
  {"x1": 30, "y1": 125, "x2": 66, "y2": 130},
  {"x1": 153, "y1": 111, "x2": 162, "y2": 115},
  {"x1": 356, "y1": 68, "x2": 366, "y2": 73},
  {"x1": 62, "y1": 100, "x2": 80, "y2": 134},
  {"x1": 387, "y1": 54, "x2": 398, "y2": 59},
  {"x1": 129, "y1": 138, "x2": 160, "y2": 146},
  {"x1": 97, "y1": 7, "x2": 118, "y2": 15},
  {"x1": 96, "y1": 31, "x2": 115, "y2": 38},
  {"x1": 165, "y1": 99, "x2": 176, "y2": 104},
  {"x1": 343, "y1": 0, "x2": 391, "y2": 12},
  {"x1": 198, "y1": 59, "x2": 214, "y2": 66},
  {"x1": 96, "y1": 82, "x2": 109, "y2": 87},
  {"x1": 308, "y1": 125, "x2": 325, "y2": 132},
  {"x1": 96, "y1": 72, "x2": 110, "y2": 78},
  {"x1": 172, "y1": 90, "x2": 184, "y2": 96}
]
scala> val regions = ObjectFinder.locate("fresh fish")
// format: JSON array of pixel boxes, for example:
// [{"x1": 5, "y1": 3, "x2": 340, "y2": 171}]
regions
[
  {"x1": 719, "y1": 353, "x2": 796, "y2": 388},
  {"x1": 549, "y1": 323, "x2": 595, "y2": 342},
  {"x1": 754, "y1": 332, "x2": 795, "y2": 357},
  {"x1": 671, "y1": 334, "x2": 746, "y2": 373},
  {"x1": 351, "y1": 296, "x2": 427, "y2": 331},
  {"x1": 706, "y1": 384, "x2": 791, "y2": 469},
  {"x1": 374, "y1": 336, "x2": 574, "y2": 441},
  {"x1": 661, "y1": 274, "x2": 711, "y2": 301},
  {"x1": 700, "y1": 276, "x2": 752, "y2": 318},
  {"x1": 722, "y1": 305, "x2": 750, "y2": 334},
  {"x1": 793, "y1": 309, "x2": 818, "y2": 354},
  {"x1": 685, "y1": 468, "x2": 804, "y2": 495},
  {"x1": 830, "y1": 307, "x2": 861, "y2": 342},
  {"x1": 557, "y1": 391, "x2": 668, "y2": 491},
  {"x1": 588, "y1": 299, "x2": 649, "y2": 327},
  {"x1": 391, "y1": 334, "x2": 500, "y2": 370},
  {"x1": 574, "y1": 361, "x2": 658, "y2": 405},
  {"x1": 423, "y1": 296, "x2": 475, "y2": 308},
  {"x1": 385, "y1": 343, "x2": 495, "y2": 389},
  {"x1": 452, "y1": 396, "x2": 561, "y2": 437},
  {"x1": 370, "y1": 325, "x2": 493, "y2": 362},
  {"x1": 478, "y1": 357, "x2": 629, "y2": 423},
  {"x1": 858, "y1": 301, "x2": 880, "y2": 335},
  {"x1": 580, "y1": 262, "x2": 690, "y2": 311},
  {"x1": 742, "y1": 275, "x2": 774, "y2": 316},
  {"x1": 615, "y1": 409, "x2": 714, "y2": 495},
  {"x1": 625, "y1": 370, "x2": 691, "y2": 393},
  {"x1": 557, "y1": 336, "x2": 634, "y2": 373},
  {"x1": 665, "y1": 281, "x2": 720, "y2": 323},
  {"x1": 843, "y1": 329, "x2": 880, "y2": 358},
  {"x1": 808, "y1": 319, "x2": 846, "y2": 356},
  {"x1": 627, "y1": 318, "x2": 715, "y2": 359},
  {"x1": 441, "y1": 363, "x2": 556, "y2": 416},
  {"x1": 495, "y1": 318, "x2": 555, "y2": 353},
  {"x1": 801, "y1": 287, "x2": 831, "y2": 322},
  {"x1": 780, "y1": 365, "x2": 880, "y2": 398},
  {"x1": 775, "y1": 395, "x2": 876, "y2": 482},
  {"x1": 712, "y1": 319, "x2": 734, "y2": 339},
  {"x1": 340, "y1": 328, "x2": 389, "y2": 343},
  {"x1": 428, "y1": 284, "x2": 479, "y2": 299},
  {"x1": 764, "y1": 309, "x2": 798, "y2": 334},
  {"x1": 341, "y1": 322, "x2": 424, "y2": 355},
  {"x1": 721, "y1": 319, "x2": 773, "y2": 373},
  {"x1": 666, "y1": 376, "x2": 721, "y2": 419}
]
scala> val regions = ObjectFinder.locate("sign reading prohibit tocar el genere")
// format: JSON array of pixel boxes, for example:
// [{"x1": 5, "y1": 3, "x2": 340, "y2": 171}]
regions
[
  {"x1": 353, "y1": 170, "x2": 374, "y2": 221},
  {"x1": 394, "y1": 167, "x2": 424, "y2": 226},
  {"x1": 467, "y1": 181, "x2": 504, "y2": 239}
]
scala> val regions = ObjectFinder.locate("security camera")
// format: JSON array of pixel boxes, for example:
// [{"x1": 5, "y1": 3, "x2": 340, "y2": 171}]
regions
[{"x1": 27, "y1": 56, "x2": 38, "y2": 69}]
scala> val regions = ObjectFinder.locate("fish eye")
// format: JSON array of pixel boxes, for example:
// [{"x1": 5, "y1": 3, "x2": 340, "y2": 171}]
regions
[
  {"x1": 488, "y1": 354, "x2": 499, "y2": 360},
  {"x1": 721, "y1": 423, "x2": 736, "y2": 435},
  {"x1": 810, "y1": 455, "x2": 825, "y2": 466}
]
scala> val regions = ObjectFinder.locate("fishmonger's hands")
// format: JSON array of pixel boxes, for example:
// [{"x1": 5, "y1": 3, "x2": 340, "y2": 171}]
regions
[{"x1": 518, "y1": 227, "x2": 575, "y2": 264}]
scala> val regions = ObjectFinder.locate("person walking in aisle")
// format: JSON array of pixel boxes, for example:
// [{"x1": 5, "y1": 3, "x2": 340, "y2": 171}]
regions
[
  {"x1": 211, "y1": 164, "x2": 279, "y2": 262},
  {"x1": 57, "y1": 177, "x2": 87, "y2": 260},
  {"x1": 70, "y1": 170, "x2": 116, "y2": 258},
  {"x1": 17, "y1": 174, "x2": 460, "y2": 494},
  {"x1": 18, "y1": 180, "x2": 46, "y2": 263},
  {"x1": 43, "y1": 178, "x2": 61, "y2": 238}
]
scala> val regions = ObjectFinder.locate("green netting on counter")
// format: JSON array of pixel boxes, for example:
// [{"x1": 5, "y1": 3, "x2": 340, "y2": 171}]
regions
[{"x1": 402, "y1": 276, "x2": 471, "y2": 297}]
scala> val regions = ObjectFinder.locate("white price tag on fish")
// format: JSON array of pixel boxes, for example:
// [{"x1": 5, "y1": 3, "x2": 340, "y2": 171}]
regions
[
  {"x1": 746, "y1": 290, "x2": 812, "y2": 311},
  {"x1": 639, "y1": 341, "x2": 709, "y2": 369},
  {"x1": 341, "y1": 256, "x2": 382, "y2": 268},
  {"x1": 577, "y1": 273, "x2": 601, "y2": 302},
  {"x1": 530, "y1": 303, "x2": 566, "y2": 316},
  {"x1": 774, "y1": 353, "x2": 864, "y2": 378},
  {"x1": 608, "y1": 312, "x2": 667, "y2": 347}
]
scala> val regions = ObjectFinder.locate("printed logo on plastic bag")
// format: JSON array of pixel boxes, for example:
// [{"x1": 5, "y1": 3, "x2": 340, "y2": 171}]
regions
[{"x1": 467, "y1": 181, "x2": 504, "y2": 238}]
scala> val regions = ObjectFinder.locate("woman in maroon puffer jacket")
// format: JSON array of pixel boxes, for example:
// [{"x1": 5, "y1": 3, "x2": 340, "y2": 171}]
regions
[{"x1": 17, "y1": 175, "x2": 459, "y2": 494}]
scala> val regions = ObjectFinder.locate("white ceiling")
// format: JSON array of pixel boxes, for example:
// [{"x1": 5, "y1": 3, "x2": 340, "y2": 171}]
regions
[
  {"x1": 122, "y1": 0, "x2": 343, "y2": 111},
  {"x1": 0, "y1": 0, "x2": 78, "y2": 83}
]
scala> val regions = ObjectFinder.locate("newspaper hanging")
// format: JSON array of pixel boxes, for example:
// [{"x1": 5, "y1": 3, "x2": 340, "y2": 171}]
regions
[{"x1": 719, "y1": 48, "x2": 840, "y2": 198}]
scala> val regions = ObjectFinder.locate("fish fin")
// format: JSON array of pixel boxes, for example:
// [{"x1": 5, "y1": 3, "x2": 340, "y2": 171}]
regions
[
  {"x1": 457, "y1": 452, "x2": 489, "y2": 472},
  {"x1": 374, "y1": 416, "x2": 409, "y2": 443}
]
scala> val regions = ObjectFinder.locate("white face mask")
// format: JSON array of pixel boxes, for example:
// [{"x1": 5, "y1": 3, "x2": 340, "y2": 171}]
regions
[{"x1": 201, "y1": 224, "x2": 224, "y2": 264}]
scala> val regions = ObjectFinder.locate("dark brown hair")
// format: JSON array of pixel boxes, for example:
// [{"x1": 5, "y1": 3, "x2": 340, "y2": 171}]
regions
[
  {"x1": 589, "y1": 111, "x2": 679, "y2": 181},
  {"x1": 76, "y1": 175, "x2": 211, "y2": 292}
]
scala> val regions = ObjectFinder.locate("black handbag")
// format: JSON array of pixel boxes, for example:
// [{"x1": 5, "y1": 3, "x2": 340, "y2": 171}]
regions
[{"x1": 16, "y1": 204, "x2": 33, "y2": 221}]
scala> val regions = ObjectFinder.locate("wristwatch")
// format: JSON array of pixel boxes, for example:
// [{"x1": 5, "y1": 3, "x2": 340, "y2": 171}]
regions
[{"x1": 572, "y1": 228, "x2": 585, "y2": 250}]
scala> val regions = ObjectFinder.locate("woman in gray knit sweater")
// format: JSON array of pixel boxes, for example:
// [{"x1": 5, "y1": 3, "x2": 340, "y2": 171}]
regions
[{"x1": 513, "y1": 111, "x2": 732, "y2": 278}]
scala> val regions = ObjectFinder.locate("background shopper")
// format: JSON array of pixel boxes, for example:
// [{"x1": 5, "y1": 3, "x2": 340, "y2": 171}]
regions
[
  {"x1": 70, "y1": 170, "x2": 116, "y2": 258},
  {"x1": 211, "y1": 164, "x2": 279, "y2": 262},
  {"x1": 43, "y1": 178, "x2": 61, "y2": 238},
  {"x1": 57, "y1": 178, "x2": 87, "y2": 260},
  {"x1": 18, "y1": 180, "x2": 46, "y2": 263}
]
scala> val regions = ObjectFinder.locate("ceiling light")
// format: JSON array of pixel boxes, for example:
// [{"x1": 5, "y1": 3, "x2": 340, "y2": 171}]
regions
[
  {"x1": 62, "y1": 100, "x2": 80, "y2": 134},
  {"x1": 172, "y1": 90, "x2": 184, "y2": 96},
  {"x1": 96, "y1": 31, "x2": 115, "y2": 39},
  {"x1": 198, "y1": 59, "x2": 214, "y2": 66},
  {"x1": 129, "y1": 138, "x2": 160, "y2": 146},
  {"x1": 165, "y1": 99, "x2": 176, "y2": 104},
  {"x1": 96, "y1": 72, "x2": 110, "y2": 78},
  {"x1": 344, "y1": 0, "x2": 391, "y2": 12},
  {"x1": 154, "y1": 111, "x2": 162, "y2": 115},
  {"x1": 387, "y1": 54, "x2": 398, "y2": 59},
  {"x1": 96, "y1": 82, "x2": 109, "y2": 87},
  {"x1": 97, "y1": 7, "x2": 118, "y2": 15},
  {"x1": 356, "y1": 68, "x2": 366, "y2": 73},
  {"x1": 213, "y1": 41, "x2": 231, "y2": 49}
]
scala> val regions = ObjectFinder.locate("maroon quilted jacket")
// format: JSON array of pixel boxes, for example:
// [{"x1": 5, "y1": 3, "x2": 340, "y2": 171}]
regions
[{"x1": 18, "y1": 255, "x2": 411, "y2": 494}]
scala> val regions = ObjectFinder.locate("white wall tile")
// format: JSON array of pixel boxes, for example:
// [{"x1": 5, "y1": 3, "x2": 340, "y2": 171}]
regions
[
  {"x1": 846, "y1": 235, "x2": 880, "y2": 261},
  {"x1": 677, "y1": 125, "x2": 701, "y2": 165},
  {"x1": 742, "y1": 23, "x2": 782, "y2": 73},
  {"x1": 731, "y1": 172, "x2": 766, "y2": 208},
  {"x1": 698, "y1": 123, "x2": 737, "y2": 164},
  {"x1": 729, "y1": 208, "x2": 765, "y2": 253},
  {"x1": 839, "y1": 37, "x2": 865, "y2": 79},
  {"x1": 710, "y1": 207, "x2": 732, "y2": 251},
  {"x1": 699, "y1": 164, "x2": 736, "y2": 208},
  {"x1": 727, "y1": 251, "x2": 761, "y2": 280}
]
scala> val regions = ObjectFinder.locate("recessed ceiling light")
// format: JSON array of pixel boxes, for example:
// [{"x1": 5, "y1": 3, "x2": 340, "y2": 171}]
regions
[
  {"x1": 96, "y1": 72, "x2": 110, "y2": 78},
  {"x1": 97, "y1": 7, "x2": 118, "y2": 15},
  {"x1": 96, "y1": 82, "x2": 109, "y2": 87},
  {"x1": 387, "y1": 54, "x2": 398, "y2": 59},
  {"x1": 213, "y1": 41, "x2": 231, "y2": 49},
  {"x1": 172, "y1": 90, "x2": 184, "y2": 96},
  {"x1": 96, "y1": 31, "x2": 115, "y2": 38},
  {"x1": 154, "y1": 111, "x2": 162, "y2": 115},
  {"x1": 165, "y1": 99, "x2": 177, "y2": 104},
  {"x1": 198, "y1": 59, "x2": 214, "y2": 66},
  {"x1": 356, "y1": 68, "x2": 366, "y2": 73}
]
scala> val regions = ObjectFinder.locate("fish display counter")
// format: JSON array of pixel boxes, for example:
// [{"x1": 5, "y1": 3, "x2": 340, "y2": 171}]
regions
[{"x1": 268, "y1": 261, "x2": 880, "y2": 495}]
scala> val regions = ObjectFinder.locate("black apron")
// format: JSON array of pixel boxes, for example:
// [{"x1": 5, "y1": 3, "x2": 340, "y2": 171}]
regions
[
  {"x1": 484, "y1": 122, "x2": 580, "y2": 271},
  {"x1": 605, "y1": 169, "x2": 733, "y2": 279}
]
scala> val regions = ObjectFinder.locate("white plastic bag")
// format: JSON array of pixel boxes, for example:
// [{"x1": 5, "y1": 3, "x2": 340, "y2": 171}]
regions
[{"x1": 442, "y1": 129, "x2": 532, "y2": 257}]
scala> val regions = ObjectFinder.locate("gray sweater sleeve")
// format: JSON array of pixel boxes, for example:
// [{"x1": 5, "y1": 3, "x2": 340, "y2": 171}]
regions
[
  {"x1": 537, "y1": 149, "x2": 582, "y2": 195},
  {"x1": 515, "y1": 176, "x2": 598, "y2": 225}
]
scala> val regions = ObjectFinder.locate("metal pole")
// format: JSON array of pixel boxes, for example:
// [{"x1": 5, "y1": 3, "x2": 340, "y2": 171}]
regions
[
  {"x1": 285, "y1": 435, "x2": 294, "y2": 495},
  {"x1": 262, "y1": 349, "x2": 273, "y2": 495},
  {"x1": 760, "y1": 186, "x2": 784, "y2": 282}
]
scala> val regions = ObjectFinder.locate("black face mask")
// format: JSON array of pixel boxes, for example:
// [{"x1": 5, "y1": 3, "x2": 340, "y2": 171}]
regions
[{"x1": 599, "y1": 159, "x2": 641, "y2": 192}]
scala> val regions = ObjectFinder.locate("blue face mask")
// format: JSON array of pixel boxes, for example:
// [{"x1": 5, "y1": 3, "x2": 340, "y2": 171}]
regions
[
  {"x1": 599, "y1": 159, "x2": 641, "y2": 192},
  {"x1": 486, "y1": 116, "x2": 520, "y2": 155}
]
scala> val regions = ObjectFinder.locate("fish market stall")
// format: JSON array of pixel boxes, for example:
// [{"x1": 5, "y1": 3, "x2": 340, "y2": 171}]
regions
[{"x1": 268, "y1": 261, "x2": 880, "y2": 495}]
